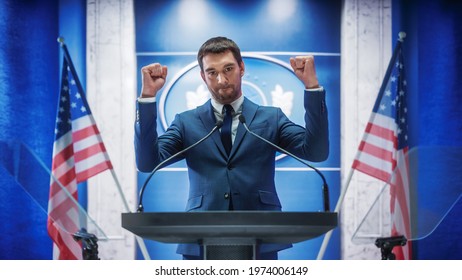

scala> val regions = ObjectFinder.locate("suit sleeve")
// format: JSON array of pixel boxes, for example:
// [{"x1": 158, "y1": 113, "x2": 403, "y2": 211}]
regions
[
  {"x1": 303, "y1": 89, "x2": 329, "y2": 161},
  {"x1": 278, "y1": 89, "x2": 329, "y2": 162},
  {"x1": 134, "y1": 101, "x2": 159, "y2": 172},
  {"x1": 134, "y1": 101, "x2": 185, "y2": 172}
]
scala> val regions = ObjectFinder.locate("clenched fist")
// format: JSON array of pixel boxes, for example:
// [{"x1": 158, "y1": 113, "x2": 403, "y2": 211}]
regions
[
  {"x1": 140, "y1": 63, "x2": 168, "y2": 98},
  {"x1": 289, "y1": 56, "x2": 320, "y2": 89}
]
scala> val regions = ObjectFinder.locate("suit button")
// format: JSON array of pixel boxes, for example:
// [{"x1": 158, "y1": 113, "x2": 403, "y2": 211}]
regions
[
  {"x1": 227, "y1": 164, "x2": 233, "y2": 170},
  {"x1": 224, "y1": 193, "x2": 230, "y2": 199}
]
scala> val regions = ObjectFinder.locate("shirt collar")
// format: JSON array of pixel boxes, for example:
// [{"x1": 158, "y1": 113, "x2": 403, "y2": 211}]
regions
[{"x1": 211, "y1": 94, "x2": 244, "y2": 114}]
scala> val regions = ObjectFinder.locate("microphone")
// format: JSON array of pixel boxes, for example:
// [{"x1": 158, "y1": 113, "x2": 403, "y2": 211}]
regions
[
  {"x1": 137, "y1": 120, "x2": 223, "y2": 212},
  {"x1": 238, "y1": 115, "x2": 330, "y2": 212}
]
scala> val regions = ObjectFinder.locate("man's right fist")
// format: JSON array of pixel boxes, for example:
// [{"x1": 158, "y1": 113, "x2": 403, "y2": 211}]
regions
[{"x1": 140, "y1": 63, "x2": 168, "y2": 98}]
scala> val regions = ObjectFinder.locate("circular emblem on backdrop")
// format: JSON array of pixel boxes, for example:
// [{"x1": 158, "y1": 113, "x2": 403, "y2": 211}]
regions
[{"x1": 158, "y1": 54, "x2": 306, "y2": 160}]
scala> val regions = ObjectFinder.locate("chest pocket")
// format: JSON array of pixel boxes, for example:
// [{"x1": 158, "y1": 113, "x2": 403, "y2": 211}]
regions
[{"x1": 249, "y1": 120, "x2": 269, "y2": 131}]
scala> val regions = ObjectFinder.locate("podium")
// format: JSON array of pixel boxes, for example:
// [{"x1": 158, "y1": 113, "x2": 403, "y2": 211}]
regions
[{"x1": 122, "y1": 211, "x2": 337, "y2": 260}]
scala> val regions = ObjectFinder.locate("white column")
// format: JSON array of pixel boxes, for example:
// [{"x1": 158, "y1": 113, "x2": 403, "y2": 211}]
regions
[
  {"x1": 341, "y1": 0, "x2": 392, "y2": 259},
  {"x1": 86, "y1": 0, "x2": 137, "y2": 259}
]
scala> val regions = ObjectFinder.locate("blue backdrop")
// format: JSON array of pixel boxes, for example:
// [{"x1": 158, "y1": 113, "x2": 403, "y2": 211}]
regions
[{"x1": 134, "y1": 0, "x2": 341, "y2": 260}]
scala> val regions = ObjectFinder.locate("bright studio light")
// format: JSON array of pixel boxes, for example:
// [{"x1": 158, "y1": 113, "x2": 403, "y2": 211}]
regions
[
  {"x1": 268, "y1": 0, "x2": 297, "y2": 23},
  {"x1": 178, "y1": 0, "x2": 208, "y2": 28}
]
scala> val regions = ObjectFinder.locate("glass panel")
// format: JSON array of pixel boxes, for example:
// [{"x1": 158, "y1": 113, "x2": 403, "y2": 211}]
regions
[
  {"x1": 352, "y1": 146, "x2": 462, "y2": 244},
  {"x1": 0, "y1": 140, "x2": 108, "y2": 254}
]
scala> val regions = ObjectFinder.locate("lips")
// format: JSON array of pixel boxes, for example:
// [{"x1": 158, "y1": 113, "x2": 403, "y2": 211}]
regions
[{"x1": 219, "y1": 86, "x2": 233, "y2": 91}]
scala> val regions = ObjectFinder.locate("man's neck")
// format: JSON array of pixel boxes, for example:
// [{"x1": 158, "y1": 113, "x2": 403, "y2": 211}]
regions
[{"x1": 211, "y1": 94, "x2": 244, "y2": 114}]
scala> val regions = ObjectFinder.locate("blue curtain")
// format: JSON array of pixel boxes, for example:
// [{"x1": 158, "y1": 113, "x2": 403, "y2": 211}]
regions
[
  {"x1": 393, "y1": 0, "x2": 462, "y2": 259},
  {"x1": 0, "y1": 0, "x2": 86, "y2": 260}
]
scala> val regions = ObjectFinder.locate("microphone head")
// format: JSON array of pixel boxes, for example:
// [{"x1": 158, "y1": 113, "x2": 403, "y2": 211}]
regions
[
  {"x1": 215, "y1": 120, "x2": 223, "y2": 128},
  {"x1": 238, "y1": 114, "x2": 246, "y2": 124}
]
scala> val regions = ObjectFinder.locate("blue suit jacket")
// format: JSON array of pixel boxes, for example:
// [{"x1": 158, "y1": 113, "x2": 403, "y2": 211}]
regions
[{"x1": 135, "y1": 90, "x2": 329, "y2": 256}]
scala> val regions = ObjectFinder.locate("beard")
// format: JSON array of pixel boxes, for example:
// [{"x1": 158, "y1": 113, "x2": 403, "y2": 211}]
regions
[{"x1": 210, "y1": 84, "x2": 241, "y2": 104}]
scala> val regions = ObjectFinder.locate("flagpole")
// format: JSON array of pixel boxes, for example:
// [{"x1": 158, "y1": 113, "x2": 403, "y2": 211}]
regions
[
  {"x1": 109, "y1": 168, "x2": 151, "y2": 260},
  {"x1": 316, "y1": 32, "x2": 407, "y2": 260},
  {"x1": 57, "y1": 37, "x2": 151, "y2": 260}
]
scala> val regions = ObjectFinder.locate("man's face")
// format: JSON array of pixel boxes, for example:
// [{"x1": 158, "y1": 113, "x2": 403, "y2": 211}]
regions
[{"x1": 200, "y1": 50, "x2": 245, "y2": 104}]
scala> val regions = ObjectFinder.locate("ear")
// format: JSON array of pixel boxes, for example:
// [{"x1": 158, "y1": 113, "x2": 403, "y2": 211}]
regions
[{"x1": 239, "y1": 61, "x2": 245, "y2": 77}]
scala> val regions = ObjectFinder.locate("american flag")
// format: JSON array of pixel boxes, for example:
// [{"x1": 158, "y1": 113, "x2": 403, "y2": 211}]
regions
[
  {"x1": 47, "y1": 54, "x2": 112, "y2": 259},
  {"x1": 352, "y1": 41, "x2": 412, "y2": 259}
]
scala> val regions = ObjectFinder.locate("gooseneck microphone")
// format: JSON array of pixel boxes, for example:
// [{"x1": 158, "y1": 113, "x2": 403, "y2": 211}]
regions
[
  {"x1": 137, "y1": 120, "x2": 223, "y2": 212},
  {"x1": 238, "y1": 115, "x2": 330, "y2": 212}
]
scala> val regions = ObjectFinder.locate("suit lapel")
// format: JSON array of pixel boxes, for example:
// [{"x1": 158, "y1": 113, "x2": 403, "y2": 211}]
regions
[
  {"x1": 197, "y1": 100, "x2": 228, "y2": 157},
  {"x1": 230, "y1": 97, "x2": 258, "y2": 157},
  {"x1": 197, "y1": 97, "x2": 259, "y2": 159}
]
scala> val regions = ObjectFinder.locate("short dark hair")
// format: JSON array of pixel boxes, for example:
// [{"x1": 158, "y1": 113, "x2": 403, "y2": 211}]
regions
[{"x1": 197, "y1": 37, "x2": 243, "y2": 72}]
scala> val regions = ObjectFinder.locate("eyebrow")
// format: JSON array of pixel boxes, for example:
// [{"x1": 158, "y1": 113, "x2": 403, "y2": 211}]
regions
[{"x1": 205, "y1": 63, "x2": 236, "y2": 72}]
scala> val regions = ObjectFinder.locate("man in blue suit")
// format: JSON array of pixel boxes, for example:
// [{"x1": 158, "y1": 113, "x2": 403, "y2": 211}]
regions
[{"x1": 135, "y1": 37, "x2": 329, "y2": 259}]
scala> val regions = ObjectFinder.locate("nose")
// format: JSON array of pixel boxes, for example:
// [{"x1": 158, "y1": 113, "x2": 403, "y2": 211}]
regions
[{"x1": 217, "y1": 72, "x2": 228, "y2": 85}]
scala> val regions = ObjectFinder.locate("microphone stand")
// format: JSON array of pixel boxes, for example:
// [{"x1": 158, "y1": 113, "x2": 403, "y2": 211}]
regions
[
  {"x1": 72, "y1": 228, "x2": 99, "y2": 260},
  {"x1": 239, "y1": 115, "x2": 330, "y2": 212},
  {"x1": 137, "y1": 121, "x2": 223, "y2": 212}
]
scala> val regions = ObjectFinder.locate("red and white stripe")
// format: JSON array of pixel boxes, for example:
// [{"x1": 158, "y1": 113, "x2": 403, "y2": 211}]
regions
[
  {"x1": 48, "y1": 114, "x2": 112, "y2": 260},
  {"x1": 352, "y1": 112, "x2": 412, "y2": 259},
  {"x1": 352, "y1": 112, "x2": 398, "y2": 181},
  {"x1": 389, "y1": 150, "x2": 412, "y2": 260},
  {"x1": 48, "y1": 130, "x2": 82, "y2": 260},
  {"x1": 71, "y1": 114, "x2": 112, "y2": 182}
]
